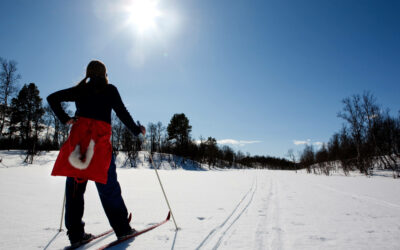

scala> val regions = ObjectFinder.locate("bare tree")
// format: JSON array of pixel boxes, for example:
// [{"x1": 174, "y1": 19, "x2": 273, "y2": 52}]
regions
[
  {"x1": 361, "y1": 91, "x2": 392, "y2": 172},
  {"x1": 222, "y1": 145, "x2": 235, "y2": 167},
  {"x1": 235, "y1": 150, "x2": 245, "y2": 169},
  {"x1": 111, "y1": 112, "x2": 124, "y2": 155},
  {"x1": 120, "y1": 126, "x2": 142, "y2": 168},
  {"x1": 43, "y1": 103, "x2": 72, "y2": 148},
  {"x1": 338, "y1": 94, "x2": 369, "y2": 174},
  {"x1": 374, "y1": 110, "x2": 400, "y2": 177},
  {"x1": 156, "y1": 121, "x2": 165, "y2": 152},
  {"x1": 147, "y1": 122, "x2": 157, "y2": 154},
  {"x1": 44, "y1": 104, "x2": 60, "y2": 147},
  {"x1": 204, "y1": 137, "x2": 218, "y2": 168},
  {"x1": 286, "y1": 149, "x2": 297, "y2": 172},
  {"x1": 316, "y1": 144, "x2": 330, "y2": 175},
  {"x1": 300, "y1": 144, "x2": 315, "y2": 173},
  {"x1": 0, "y1": 57, "x2": 21, "y2": 136}
]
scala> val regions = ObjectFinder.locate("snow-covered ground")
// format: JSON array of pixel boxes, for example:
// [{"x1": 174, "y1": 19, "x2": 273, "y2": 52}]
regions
[{"x1": 0, "y1": 151, "x2": 400, "y2": 250}]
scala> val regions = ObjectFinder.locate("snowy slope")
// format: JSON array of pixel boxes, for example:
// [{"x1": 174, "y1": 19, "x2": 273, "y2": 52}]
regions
[{"x1": 0, "y1": 151, "x2": 399, "y2": 250}]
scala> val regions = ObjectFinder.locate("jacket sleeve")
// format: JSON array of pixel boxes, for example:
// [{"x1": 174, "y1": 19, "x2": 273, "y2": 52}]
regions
[
  {"x1": 110, "y1": 85, "x2": 141, "y2": 136},
  {"x1": 46, "y1": 86, "x2": 78, "y2": 124}
]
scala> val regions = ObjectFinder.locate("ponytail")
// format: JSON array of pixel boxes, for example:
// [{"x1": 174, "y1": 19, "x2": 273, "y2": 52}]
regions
[{"x1": 77, "y1": 76, "x2": 89, "y2": 87}]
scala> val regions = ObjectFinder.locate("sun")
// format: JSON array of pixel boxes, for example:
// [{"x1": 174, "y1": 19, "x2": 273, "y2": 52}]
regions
[
  {"x1": 125, "y1": 0, "x2": 161, "y2": 33},
  {"x1": 95, "y1": 0, "x2": 180, "y2": 65}
]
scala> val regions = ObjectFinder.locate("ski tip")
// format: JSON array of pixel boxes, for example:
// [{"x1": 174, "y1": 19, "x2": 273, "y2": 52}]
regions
[{"x1": 166, "y1": 211, "x2": 171, "y2": 221}]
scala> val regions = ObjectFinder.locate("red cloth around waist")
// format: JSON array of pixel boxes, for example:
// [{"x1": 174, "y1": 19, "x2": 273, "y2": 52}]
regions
[{"x1": 51, "y1": 117, "x2": 112, "y2": 184}]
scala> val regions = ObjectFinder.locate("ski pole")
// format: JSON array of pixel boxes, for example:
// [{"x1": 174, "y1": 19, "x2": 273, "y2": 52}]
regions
[
  {"x1": 148, "y1": 152, "x2": 179, "y2": 230},
  {"x1": 59, "y1": 189, "x2": 66, "y2": 232},
  {"x1": 138, "y1": 122, "x2": 179, "y2": 230}
]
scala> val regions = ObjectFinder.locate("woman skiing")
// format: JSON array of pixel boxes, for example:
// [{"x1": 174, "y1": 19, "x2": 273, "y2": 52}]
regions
[{"x1": 47, "y1": 60, "x2": 145, "y2": 248}]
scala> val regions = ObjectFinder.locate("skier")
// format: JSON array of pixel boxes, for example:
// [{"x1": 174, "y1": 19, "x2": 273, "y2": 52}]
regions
[{"x1": 47, "y1": 60, "x2": 146, "y2": 248}]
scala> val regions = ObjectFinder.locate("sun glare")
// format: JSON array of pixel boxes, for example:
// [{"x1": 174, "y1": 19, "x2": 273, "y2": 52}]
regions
[
  {"x1": 126, "y1": 0, "x2": 161, "y2": 33},
  {"x1": 95, "y1": 0, "x2": 180, "y2": 65}
]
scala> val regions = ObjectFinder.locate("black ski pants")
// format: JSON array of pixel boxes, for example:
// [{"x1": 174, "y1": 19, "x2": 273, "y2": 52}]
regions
[{"x1": 65, "y1": 154, "x2": 131, "y2": 242}]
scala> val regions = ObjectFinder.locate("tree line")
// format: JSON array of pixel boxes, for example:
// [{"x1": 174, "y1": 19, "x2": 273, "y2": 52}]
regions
[
  {"x1": 111, "y1": 113, "x2": 294, "y2": 170},
  {"x1": 0, "y1": 57, "x2": 72, "y2": 162},
  {"x1": 298, "y1": 92, "x2": 400, "y2": 178},
  {"x1": 0, "y1": 57, "x2": 293, "y2": 169}
]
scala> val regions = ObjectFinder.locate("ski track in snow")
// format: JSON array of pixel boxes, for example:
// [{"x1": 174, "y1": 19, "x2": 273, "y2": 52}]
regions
[
  {"x1": 212, "y1": 179, "x2": 258, "y2": 250},
  {"x1": 252, "y1": 176, "x2": 283, "y2": 250},
  {"x1": 195, "y1": 174, "x2": 285, "y2": 250},
  {"x1": 196, "y1": 177, "x2": 258, "y2": 250},
  {"x1": 313, "y1": 183, "x2": 400, "y2": 209},
  {"x1": 254, "y1": 177, "x2": 283, "y2": 250},
  {"x1": 254, "y1": 178, "x2": 273, "y2": 249},
  {"x1": 268, "y1": 178, "x2": 283, "y2": 250},
  {"x1": 214, "y1": 173, "x2": 284, "y2": 250}
]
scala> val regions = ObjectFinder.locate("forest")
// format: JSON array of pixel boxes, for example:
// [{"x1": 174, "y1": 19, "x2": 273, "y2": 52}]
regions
[{"x1": 298, "y1": 92, "x2": 400, "y2": 178}]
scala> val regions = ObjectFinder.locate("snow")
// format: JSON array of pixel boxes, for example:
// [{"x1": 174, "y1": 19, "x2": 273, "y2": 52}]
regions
[{"x1": 0, "y1": 150, "x2": 400, "y2": 249}]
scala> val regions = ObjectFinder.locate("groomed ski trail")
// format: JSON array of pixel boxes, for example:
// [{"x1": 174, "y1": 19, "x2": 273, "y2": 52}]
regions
[
  {"x1": 313, "y1": 183, "x2": 400, "y2": 209},
  {"x1": 213, "y1": 173, "x2": 283, "y2": 250},
  {"x1": 254, "y1": 177, "x2": 275, "y2": 249},
  {"x1": 196, "y1": 177, "x2": 258, "y2": 250},
  {"x1": 261, "y1": 177, "x2": 283, "y2": 250},
  {"x1": 212, "y1": 179, "x2": 258, "y2": 250}
]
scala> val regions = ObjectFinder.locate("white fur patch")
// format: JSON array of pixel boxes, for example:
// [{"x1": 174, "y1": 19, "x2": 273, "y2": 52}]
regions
[{"x1": 68, "y1": 139, "x2": 95, "y2": 170}]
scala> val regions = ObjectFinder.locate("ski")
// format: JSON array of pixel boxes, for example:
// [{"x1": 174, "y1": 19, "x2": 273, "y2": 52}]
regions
[
  {"x1": 64, "y1": 213, "x2": 132, "y2": 250},
  {"x1": 96, "y1": 212, "x2": 171, "y2": 250},
  {"x1": 64, "y1": 231, "x2": 111, "y2": 250}
]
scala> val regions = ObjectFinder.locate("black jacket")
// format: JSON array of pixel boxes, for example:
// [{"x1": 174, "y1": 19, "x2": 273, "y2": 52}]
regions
[{"x1": 47, "y1": 78, "x2": 141, "y2": 136}]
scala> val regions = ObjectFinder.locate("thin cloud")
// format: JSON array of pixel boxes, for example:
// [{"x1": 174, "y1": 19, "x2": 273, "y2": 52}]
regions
[
  {"x1": 293, "y1": 139, "x2": 311, "y2": 145},
  {"x1": 313, "y1": 142, "x2": 323, "y2": 146},
  {"x1": 293, "y1": 139, "x2": 324, "y2": 147},
  {"x1": 217, "y1": 139, "x2": 261, "y2": 146}
]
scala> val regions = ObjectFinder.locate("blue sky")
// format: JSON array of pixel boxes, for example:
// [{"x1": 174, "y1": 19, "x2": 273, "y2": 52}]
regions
[{"x1": 1, "y1": 0, "x2": 399, "y2": 158}]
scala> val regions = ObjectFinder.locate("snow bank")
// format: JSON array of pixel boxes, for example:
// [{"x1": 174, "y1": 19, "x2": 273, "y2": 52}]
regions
[{"x1": 0, "y1": 150, "x2": 208, "y2": 171}]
